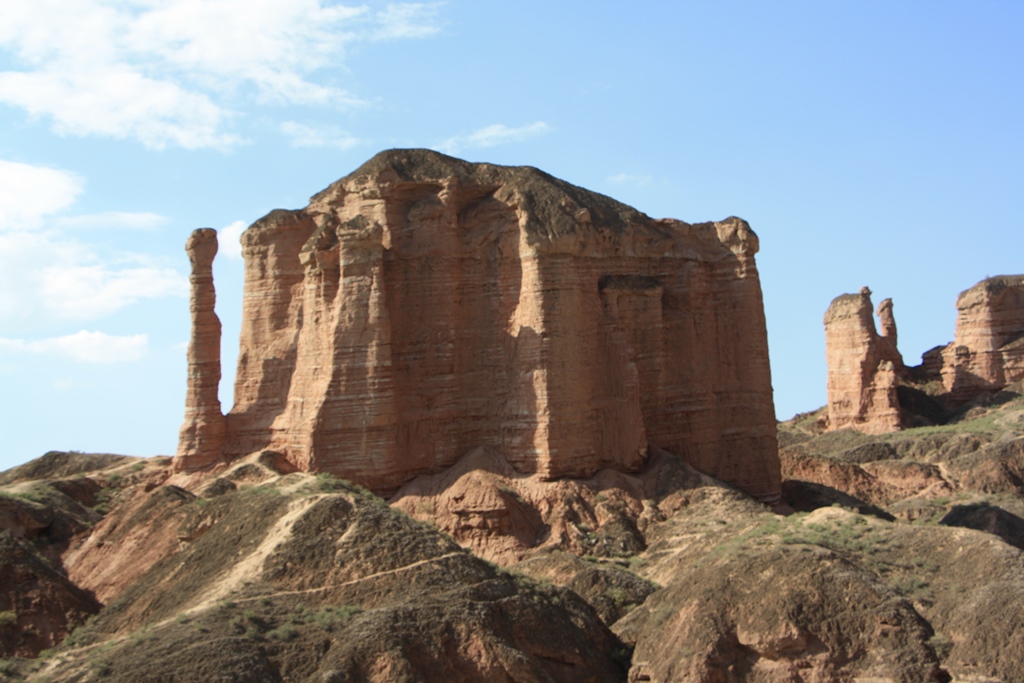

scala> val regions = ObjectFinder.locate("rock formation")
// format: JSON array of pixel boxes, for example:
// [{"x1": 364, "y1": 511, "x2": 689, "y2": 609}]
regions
[
  {"x1": 940, "y1": 275, "x2": 1024, "y2": 401},
  {"x1": 175, "y1": 149, "x2": 780, "y2": 503},
  {"x1": 824, "y1": 287, "x2": 904, "y2": 434},
  {"x1": 824, "y1": 275, "x2": 1024, "y2": 435},
  {"x1": 175, "y1": 229, "x2": 226, "y2": 471}
]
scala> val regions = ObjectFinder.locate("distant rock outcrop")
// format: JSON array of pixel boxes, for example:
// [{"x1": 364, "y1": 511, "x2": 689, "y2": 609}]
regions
[
  {"x1": 825, "y1": 275, "x2": 1024, "y2": 434},
  {"x1": 941, "y1": 275, "x2": 1024, "y2": 401},
  {"x1": 824, "y1": 287, "x2": 904, "y2": 434},
  {"x1": 175, "y1": 149, "x2": 781, "y2": 502}
]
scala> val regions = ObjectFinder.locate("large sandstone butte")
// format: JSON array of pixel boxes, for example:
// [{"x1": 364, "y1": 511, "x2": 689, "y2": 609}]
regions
[
  {"x1": 175, "y1": 149, "x2": 781, "y2": 502},
  {"x1": 824, "y1": 275, "x2": 1024, "y2": 433}
]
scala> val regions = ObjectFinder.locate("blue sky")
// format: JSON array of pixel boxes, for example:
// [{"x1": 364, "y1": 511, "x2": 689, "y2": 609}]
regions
[{"x1": 1, "y1": 1, "x2": 1021, "y2": 471}]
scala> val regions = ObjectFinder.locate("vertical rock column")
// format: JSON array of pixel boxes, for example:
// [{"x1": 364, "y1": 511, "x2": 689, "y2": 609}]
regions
[
  {"x1": 824, "y1": 287, "x2": 903, "y2": 434},
  {"x1": 174, "y1": 228, "x2": 226, "y2": 471}
]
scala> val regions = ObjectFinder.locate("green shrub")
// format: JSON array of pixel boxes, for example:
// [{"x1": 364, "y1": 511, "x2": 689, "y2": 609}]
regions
[
  {"x1": 89, "y1": 657, "x2": 112, "y2": 677},
  {"x1": 313, "y1": 605, "x2": 361, "y2": 632},
  {"x1": 267, "y1": 623, "x2": 298, "y2": 641}
]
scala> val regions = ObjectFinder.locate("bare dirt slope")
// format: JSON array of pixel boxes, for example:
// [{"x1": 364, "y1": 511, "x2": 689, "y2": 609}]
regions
[
  {"x1": 4, "y1": 386, "x2": 1024, "y2": 682},
  {"x1": 1, "y1": 459, "x2": 627, "y2": 682}
]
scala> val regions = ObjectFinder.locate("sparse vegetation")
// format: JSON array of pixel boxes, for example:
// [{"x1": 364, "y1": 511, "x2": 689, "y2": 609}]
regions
[
  {"x1": 266, "y1": 623, "x2": 298, "y2": 641},
  {"x1": 88, "y1": 656, "x2": 112, "y2": 677},
  {"x1": 312, "y1": 605, "x2": 361, "y2": 632}
]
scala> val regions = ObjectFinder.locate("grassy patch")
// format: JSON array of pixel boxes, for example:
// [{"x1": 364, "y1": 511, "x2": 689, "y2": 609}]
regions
[
  {"x1": 266, "y1": 623, "x2": 298, "y2": 641},
  {"x1": 88, "y1": 656, "x2": 112, "y2": 677},
  {"x1": 312, "y1": 605, "x2": 361, "y2": 632}
]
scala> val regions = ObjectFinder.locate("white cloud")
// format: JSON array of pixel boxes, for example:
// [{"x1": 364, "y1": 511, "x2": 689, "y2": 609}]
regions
[
  {"x1": 53, "y1": 211, "x2": 169, "y2": 231},
  {"x1": 0, "y1": 68, "x2": 240, "y2": 150},
  {"x1": 0, "y1": 160, "x2": 83, "y2": 231},
  {"x1": 0, "y1": 1, "x2": 442, "y2": 149},
  {"x1": 219, "y1": 220, "x2": 247, "y2": 260},
  {"x1": 607, "y1": 172, "x2": 654, "y2": 186},
  {"x1": 437, "y1": 121, "x2": 551, "y2": 154},
  {"x1": 0, "y1": 330, "x2": 149, "y2": 363},
  {"x1": 281, "y1": 121, "x2": 363, "y2": 150},
  {"x1": 40, "y1": 262, "x2": 187, "y2": 320},
  {"x1": 373, "y1": 3, "x2": 445, "y2": 40},
  {"x1": 0, "y1": 228, "x2": 187, "y2": 324}
]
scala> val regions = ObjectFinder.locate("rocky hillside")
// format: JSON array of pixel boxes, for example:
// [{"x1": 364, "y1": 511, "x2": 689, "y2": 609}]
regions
[
  {"x1": 3, "y1": 386, "x2": 1024, "y2": 682},
  {"x1": 1, "y1": 456, "x2": 627, "y2": 682}
]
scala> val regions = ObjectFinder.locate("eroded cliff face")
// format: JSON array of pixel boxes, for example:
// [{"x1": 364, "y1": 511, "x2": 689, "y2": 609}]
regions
[
  {"x1": 941, "y1": 275, "x2": 1024, "y2": 401},
  {"x1": 824, "y1": 276, "x2": 1024, "y2": 435},
  {"x1": 824, "y1": 287, "x2": 904, "y2": 434},
  {"x1": 176, "y1": 149, "x2": 780, "y2": 502}
]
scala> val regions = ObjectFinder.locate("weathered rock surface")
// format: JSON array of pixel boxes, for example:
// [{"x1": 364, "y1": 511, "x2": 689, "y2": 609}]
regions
[
  {"x1": 0, "y1": 530, "x2": 99, "y2": 658},
  {"x1": 824, "y1": 276, "x2": 1024, "y2": 435},
  {"x1": 175, "y1": 228, "x2": 226, "y2": 471},
  {"x1": 392, "y1": 446, "x2": 726, "y2": 565},
  {"x1": 824, "y1": 287, "x2": 905, "y2": 433},
  {"x1": 613, "y1": 499, "x2": 952, "y2": 683},
  {"x1": 29, "y1": 468, "x2": 630, "y2": 683},
  {"x1": 941, "y1": 274, "x2": 1024, "y2": 401},
  {"x1": 176, "y1": 149, "x2": 781, "y2": 503}
]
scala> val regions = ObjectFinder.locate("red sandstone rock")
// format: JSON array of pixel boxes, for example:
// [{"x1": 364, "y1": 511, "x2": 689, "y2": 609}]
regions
[
  {"x1": 175, "y1": 229, "x2": 226, "y2": 471},
  {"x1": 941, "y1": 275, "x2": 1024, "y2": 401},
  {"x1": 175, "y1": 149, "x2": 781, "y2": 502},
  {"x1": 824, "y1": 287, "x2": 904, "y2": 434}
]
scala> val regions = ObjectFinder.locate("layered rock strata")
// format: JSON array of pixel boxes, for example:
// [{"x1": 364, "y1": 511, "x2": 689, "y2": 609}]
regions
[
  {"x1": 825, "y1": 276, "x2": 1024, "y2": 435},
  {"x1": 941, "y1": 275, "x2": 1024, "y2": 400},
  {"x1": 176, "y1": 149, "x2": 781, "y2": 502},
  {"x1": 174, "y1": 229, "x2": 225, "y2": 470},
  {"x1": 824, "y1": 287, "x2": 905, "y2": 434}
]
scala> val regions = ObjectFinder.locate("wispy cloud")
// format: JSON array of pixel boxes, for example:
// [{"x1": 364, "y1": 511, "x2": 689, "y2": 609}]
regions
[
  {"x1": 53, "y1": 211, "x2": 169, "y2": 231},
  {"x1": 607, "y1": 172, "x2": 654, "y2": 186},
  {"x1": 0, "y1": 1, "x2": 443, "y2": 149},
  {"x1": 436, "y1": 121, "x2": 551, "y2": 154},
  {"x1": 39, "y1": 260, "x2": 187, "y2": 320},
  {"x1": 0, "y1": 330, "x2": 149, "y2": 363},
  {"x1": 281, "y1": 121, "x2": 363, "y2": 151},
  {"x1": 0, "y1": 160, "x2": 82, "y2": 231},
  {"x1": 218, "y1": 220, "x2": 247, "y2": 260},
  {"x1": 0, "y1": 160, "x2": 188, "y2": 326}
]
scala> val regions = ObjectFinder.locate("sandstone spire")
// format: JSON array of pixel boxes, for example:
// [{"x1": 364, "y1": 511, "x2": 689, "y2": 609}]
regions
[
  {"x1": 877, "y1": 297, "x2": 897, "y2": 345},
  {"x1": 824, "y1": 287, "x2": 903, "y2": 433},
  {"x1": 175, "y1": 228, "x2": 225, "y2": 471}
]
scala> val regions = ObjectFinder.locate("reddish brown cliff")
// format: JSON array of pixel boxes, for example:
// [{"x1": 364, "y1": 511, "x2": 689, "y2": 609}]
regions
[
  {"x1": 175, "y1": 149, "x2": 781, "y2": 502},
  {"x1": 941, "y1": 275, "x2": 1024, "y2": 401},
  {"x1": 824, "y1": 287, "x2": 904, "y2": 434},
  {"x1": 824, "y1": 276, "x2": 1024, "y2": 435},
  {"x1": 175, "y1": 228, "x2": 225, "y2": 471}
]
